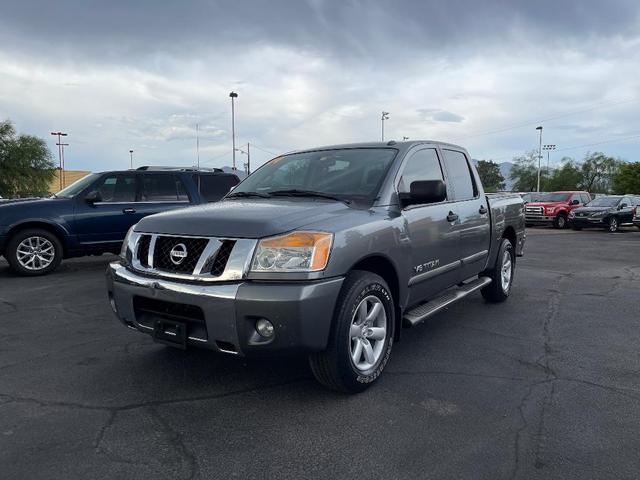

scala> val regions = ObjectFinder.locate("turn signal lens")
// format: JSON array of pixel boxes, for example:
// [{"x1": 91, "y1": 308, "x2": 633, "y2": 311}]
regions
[{"x1": 251, "y1": 231, "x2": 333, "y2": 272}]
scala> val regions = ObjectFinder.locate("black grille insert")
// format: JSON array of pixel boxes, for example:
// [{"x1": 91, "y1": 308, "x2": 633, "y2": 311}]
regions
[
  {"x1": 153, "y1": 236, "x2": 209, "y2": 273},
  {"x1": 133, "y1": 296, "x2": 207, "y2": 341},
  {"x1": 137, "y1": 235, "x2": 151, "y2": 267},
  {"x1": 211, "y1": 240, "x2": 236, "y2": 276}
]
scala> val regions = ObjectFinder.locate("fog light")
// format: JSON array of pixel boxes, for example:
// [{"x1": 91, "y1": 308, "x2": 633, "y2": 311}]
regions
[{"x1": 255, "y1": 318, "x2": 275, "y2": 338}]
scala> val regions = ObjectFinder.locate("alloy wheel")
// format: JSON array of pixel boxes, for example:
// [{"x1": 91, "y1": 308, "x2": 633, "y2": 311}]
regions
[
  {"x1": 16, "y1": 236, "x2": 56, "y2": 271},
  {"x1": 349, "y1": 295, "x2": 387, "y2": 372}
]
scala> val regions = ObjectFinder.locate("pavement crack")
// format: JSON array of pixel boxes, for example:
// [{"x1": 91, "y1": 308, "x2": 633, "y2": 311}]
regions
[
  {"x1": 149, "y1": 406, "x2": 200, "y2": 480},
  {"x1": 94, "y1": 410, "x2": 118, "y2": 450}
]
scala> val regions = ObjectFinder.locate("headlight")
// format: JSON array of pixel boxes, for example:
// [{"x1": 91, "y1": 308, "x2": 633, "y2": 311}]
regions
[
  {"x1": 590, "y1": 211, "x2": 605, "y2": 217},
  {"x1": 120, "y1": 224, "x2": 137, "y2": 260},
  {"x1": 251, "y1": 231, "x2": 333, "y2": 272}
]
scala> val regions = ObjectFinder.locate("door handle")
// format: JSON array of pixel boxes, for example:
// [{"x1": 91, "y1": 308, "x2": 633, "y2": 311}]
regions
[
  {"x1": 447, "y1": 211, "x2": 458, "y2": 222},
  {"x1": 122, "y1": 208, "x2": 136, "y2": 214},
  {"x1": 479, "y1": 205, "x2": 488, "y2": 214}
]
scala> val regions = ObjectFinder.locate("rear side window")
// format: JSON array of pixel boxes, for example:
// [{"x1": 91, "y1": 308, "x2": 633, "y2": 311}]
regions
[
  {"x1": 197, "y1": 174, "x2": 240, "y2": 202},
  {"x1": 398, "y1": 149, "x2": 444, "y2": 194},
  {"x1": 442, "y1": 150, "x2": 477, "y2": 201},
  {"x1": 141, "y1": 174, "x2": 189, "y2": 202}
]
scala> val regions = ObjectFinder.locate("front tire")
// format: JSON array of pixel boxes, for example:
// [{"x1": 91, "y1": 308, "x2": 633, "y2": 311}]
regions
[
  {"x1": 553, "y1": 213, "x2": 567, "y2": 229},
  {"x1": 481, "y1": 238, "x2": 514, "y2": 303},
  {"x1": 309, "y1": 271, "x2": 394, "y2": 393},
  {"x1": 607, "y1": 217, "x2": 619, "y2": 233},
  {"x1": 6, "y1": 229, "x2": 63, "y2": 276}
]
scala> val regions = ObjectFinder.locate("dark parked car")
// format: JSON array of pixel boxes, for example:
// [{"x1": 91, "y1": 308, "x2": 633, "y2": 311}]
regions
[
  {"x1": 568, "y1": 195, "x2": 640, "y2": 232},
  {"x1": 108, "y1": 141, "x2": 525, "y2": 393},
  {"x1": 0, "y1": 167, "x2": 239, "y2": 275}
]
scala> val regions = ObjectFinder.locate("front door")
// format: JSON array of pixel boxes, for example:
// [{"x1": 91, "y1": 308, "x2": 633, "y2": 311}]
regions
[
  {"x1": 132, "y1": 173, "x2": 192, "y2": 222},
  {"x1": 399, "y1": 147, "x2": 462, "y2": 307},
  {"x1": 74, "y1": 173, "x2": 138, "y2": 246},
  {"x1": 441, "y1": 149, "x2": 491, "y2": 281}
]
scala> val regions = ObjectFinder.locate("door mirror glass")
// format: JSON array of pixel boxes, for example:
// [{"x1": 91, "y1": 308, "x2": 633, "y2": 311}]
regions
[
  {"x1": 402, "y1": 180, "x2": 446, "y2": 206},
  {"x1": 84, "y1": 190, "x2": 102, "y2": 203}
]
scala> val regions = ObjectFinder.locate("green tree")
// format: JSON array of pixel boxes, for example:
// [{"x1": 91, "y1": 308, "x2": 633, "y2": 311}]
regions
[
  {"x1": 476, "y1": 160, "x2": 505, "y2": 192},
  {"x1": 612, "y1": 161, "x2": 640, "y2": 194},
  {"x1": 579, "y1": 152, "x2": 622, "y2": 193},
  {"x1": 509, "y1": 150, "x2": 547, "y2": 192},
  {"x1": 0, "y1": 119, "x2": 55, "y2": 197},
  {"x1": 545, "y1": 159, "x2": 582, "y2": 191}
]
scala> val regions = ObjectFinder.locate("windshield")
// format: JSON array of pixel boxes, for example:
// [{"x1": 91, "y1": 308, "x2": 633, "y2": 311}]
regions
[
  {"x1": 586, "y1": 196, "x2": 620, "y2": 207},
  {"x1": 537, "y1": 193, "x2": 571, "y2": 202},
  {"x1": 54, "y1": 173, "x2": 99, "y2": 198},
  {"x1": 230, "y1": 148, "x2": 397, "y2": 205}
]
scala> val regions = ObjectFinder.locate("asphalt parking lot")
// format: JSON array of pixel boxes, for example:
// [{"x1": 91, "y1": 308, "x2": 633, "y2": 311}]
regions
[{"x1": 1, "y1": 227, "x2": 639, "y2": 479}]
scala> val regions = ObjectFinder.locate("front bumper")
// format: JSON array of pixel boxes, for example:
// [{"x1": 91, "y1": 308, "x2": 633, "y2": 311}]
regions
[
  {"x1": 568, "y1": 216, "x2": 605, "y2": 228},
  {"x1": 106, "y1": 262, "x2": 344, "y2": 356},
  {"x1": 524, "y1": 215, "x2": 555, "y2": 224}
]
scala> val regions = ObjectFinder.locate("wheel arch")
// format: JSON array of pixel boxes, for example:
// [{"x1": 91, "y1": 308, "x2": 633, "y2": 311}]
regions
[
  {"x1": 349, "y1": 254, "x2": 403, "y2": 341},
  {"x1": 6, "y1": 221, "x2": 69, "y2": 256}
]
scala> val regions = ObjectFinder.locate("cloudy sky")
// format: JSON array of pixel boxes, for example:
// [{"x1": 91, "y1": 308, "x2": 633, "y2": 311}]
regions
[{"x1": 1, "y1": 0, "x2": 639, "y2": 172}]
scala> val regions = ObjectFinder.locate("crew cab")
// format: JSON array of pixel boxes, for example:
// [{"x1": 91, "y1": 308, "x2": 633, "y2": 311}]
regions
[
  {"x1": 569, "y1": 195, "x2": 640, "y2": 232},
  {"x1": 0, "y1": 167, "x2": 240, "y2": 275},
  {"x1": 524, "y1": 191, "x2": 592, "y2": 228},
  {"x1": 107, "y1": 141, "x2": 525, "y2": 393}
]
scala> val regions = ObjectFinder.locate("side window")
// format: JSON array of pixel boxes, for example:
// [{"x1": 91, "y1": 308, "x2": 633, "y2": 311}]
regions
[
  {"x1": 397, "y1": 149, "x2": 444, "y2": 194},
  {"x1": 580, "y1": 194, "x2": 590, "y2": 204},
  {"x1": 442, "y1": 150, "x2": 477, "y2": 201},
  {"x1": 94, "y1": 174, "x2": 136, "y2": 202},
  {"x1": 197, "y1": 174, "x2": 240, "y2": 202},
  {"x1": 141, "y1": 174, "x2": 189, "y2": 202},
  {"x1": 620, "y1": 197, "x2": 632, "y2": 208}
]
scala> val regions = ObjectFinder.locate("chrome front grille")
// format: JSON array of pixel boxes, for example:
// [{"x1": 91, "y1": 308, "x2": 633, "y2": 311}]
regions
[
  {"x1": 127, "y1": 232, "x2": 257, "y2": 282},
  {"x1": 525, "y1": 206, "x2": 544, "y2": 219}
]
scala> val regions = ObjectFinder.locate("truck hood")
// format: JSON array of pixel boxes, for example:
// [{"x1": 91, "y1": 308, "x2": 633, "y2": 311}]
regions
[
  {"x1": 135, "y1": 198, "x2": 354, "y2": 238},
  {"x1": 526, "y1": 201, "x2": 569, "y2": 208}
]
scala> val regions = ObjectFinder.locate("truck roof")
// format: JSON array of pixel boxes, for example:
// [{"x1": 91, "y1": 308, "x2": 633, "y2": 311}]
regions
[{"x1": 285, "y1": 140, "x2": 466, "y2": 155}]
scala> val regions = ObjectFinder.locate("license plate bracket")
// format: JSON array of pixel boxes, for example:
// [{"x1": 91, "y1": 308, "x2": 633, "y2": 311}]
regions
[{"x1": 153, "y1": 318, "x2": 187, "y2": 349}]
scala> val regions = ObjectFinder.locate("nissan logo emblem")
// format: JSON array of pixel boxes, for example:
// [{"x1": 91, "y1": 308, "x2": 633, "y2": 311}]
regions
[{"x1": 169, "y1": 243, "x2": 188, "y2": 265}]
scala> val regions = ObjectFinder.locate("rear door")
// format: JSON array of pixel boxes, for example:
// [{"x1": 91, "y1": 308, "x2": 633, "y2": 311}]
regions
[
  {"x1": 441, "y1": 149, "x2": 491, "y2": 281},
  {"x1": 399, "y1": 147, "x2": 462, "y2": 306},
  {"x1": 74, "y1": 173, "x2": 137, "y2": 245},
  {"x1": 132, "y1": 173, "x2": 192, "y2": 221}
]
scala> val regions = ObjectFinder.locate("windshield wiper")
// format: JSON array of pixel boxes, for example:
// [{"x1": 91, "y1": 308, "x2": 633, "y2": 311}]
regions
[
  {"x1": 226, "y1": 191, "x2": 272, "y2": 199},
  {"x1": 269, "y1": 189, "x2": 352, "y2": 205}
]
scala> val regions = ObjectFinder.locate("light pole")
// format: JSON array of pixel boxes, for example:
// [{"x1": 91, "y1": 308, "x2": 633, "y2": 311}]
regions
[
  {"x1": 235, "y1": 143, "x2": 251, "y2": 175},
  {"x1": 543, "y1": 144, "x2": 556, "y2": 175},
  {"x1": 230, "y1": 92, "x2": 238, "y2": 170},
  {"x1": 381, "y1": 111, "x2": 389, "y2": 141},
  {"x1": 535, "y1": 126, "x2": 543, "y2": 192},
  {"x1": 129, "y1": 150, "x2": 134, "y2": 169},
  {"x1": 50, "y1": 131, "x2": 68, "y2": 190},
  {"x1": 196, "y1": 123, "x2": 200, "y2": 169}
]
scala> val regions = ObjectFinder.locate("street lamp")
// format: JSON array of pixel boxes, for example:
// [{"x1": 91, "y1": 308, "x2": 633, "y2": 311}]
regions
[
  {"x1": 535, "y1": 126, "x2": 543, "y2": 192},
  {"x1": 543, "y1": 144, "x2": 556, "y2": 175},
  {"x1": 50, "y1": 131, "x2": 68, "y2": 190},
  {"x1": 129, "y1": 150, "x2": 134, "y2": 169},
  {"x1": 230, "y1": 92, "x2": 238, "y2": 170},
  {"x1": 381, "y1": 111, "x2": 390, "y2": 141}
]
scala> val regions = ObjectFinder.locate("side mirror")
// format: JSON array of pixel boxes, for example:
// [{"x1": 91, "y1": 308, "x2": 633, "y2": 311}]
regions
[
  {"x1": 401, "y1": 180, "x2": 447, "y2": 207},
  {"x1": 619, "y1": 203, "x2": 628, "y2": 209},
  {"x1": 571, "y1": 199, "x2": 580, "y2": 205},
  {"x1": 85, "y1": 190, "x2": 102, "y2": 204}
]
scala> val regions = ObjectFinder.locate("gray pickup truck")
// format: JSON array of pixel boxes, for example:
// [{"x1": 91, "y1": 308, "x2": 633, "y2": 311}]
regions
[{"x1": 107, "y1": 141, "x2": 525, "y2": 393}]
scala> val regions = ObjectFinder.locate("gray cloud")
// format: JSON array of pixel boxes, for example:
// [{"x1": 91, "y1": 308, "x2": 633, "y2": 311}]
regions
[{"x1": 1, "y1": 0, "x2": 639, "y2": 172}]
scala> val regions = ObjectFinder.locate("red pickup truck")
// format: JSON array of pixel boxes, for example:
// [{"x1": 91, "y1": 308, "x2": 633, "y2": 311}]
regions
[{"x1": 524, "y1": 191, "x2": 592, "y2": 229}]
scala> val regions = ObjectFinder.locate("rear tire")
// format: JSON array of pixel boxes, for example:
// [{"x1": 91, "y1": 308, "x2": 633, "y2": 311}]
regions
[
  {"x1": 309, "y1": 270, "x2": 394, "y2": 394},
  {"x1": 6, "y1": 228, "x2": 63, "y2": 276},
  {"x1": 553, "y1": 213, "x2": 567, "y2": 229},
  {"x1": 481, "y1": 238, "x2": 514, "y2": 303}
]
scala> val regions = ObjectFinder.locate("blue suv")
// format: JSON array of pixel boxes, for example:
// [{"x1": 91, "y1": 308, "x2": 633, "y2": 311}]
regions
[{"x1": 0, "y1": 167, "x2": 240, "y2": 276}]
